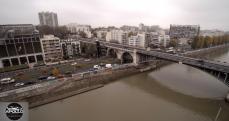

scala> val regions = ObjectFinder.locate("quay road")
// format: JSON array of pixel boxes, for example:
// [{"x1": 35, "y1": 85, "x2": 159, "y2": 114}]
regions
[
  {"x1": 0, "y1": 63, "x2": 133, "y2": 98},
  {"x1": 0, "y1": 78, "x2": 67, "y2": 98}
]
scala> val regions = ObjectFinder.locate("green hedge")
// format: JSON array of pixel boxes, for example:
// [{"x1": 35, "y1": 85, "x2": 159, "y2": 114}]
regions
[{"x1": 0, "y1": 64, "x2": 29, "y2": 73}]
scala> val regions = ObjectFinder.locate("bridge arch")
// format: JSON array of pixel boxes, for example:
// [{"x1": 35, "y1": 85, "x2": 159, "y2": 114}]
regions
[
  {"x1": 107, "y1": 48, "x2": 117, "y2": 58},
  {"x1": 122, "y1": 52, "x2": 133, "y2": 64}
]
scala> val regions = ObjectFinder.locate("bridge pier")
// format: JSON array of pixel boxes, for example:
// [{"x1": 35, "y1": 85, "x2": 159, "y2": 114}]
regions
[
  {"x1": 132, "y1": 49, "x2": 140, "y2": 66},
  {"x1": 218, "y1": 72, "x2": 221, "y2": 79},
  {"x1": 224, "y1": 73, "x2": 228, "y2": 83},
  {"x1": 211, "y1": 71, "x2": 213, "y2": 74},
  {"x1": 116, "y1": 51, "x2": 124, "y2": 63},
  {"x1": 226, "y1": 93, "x2": 229, "y2": 103}
]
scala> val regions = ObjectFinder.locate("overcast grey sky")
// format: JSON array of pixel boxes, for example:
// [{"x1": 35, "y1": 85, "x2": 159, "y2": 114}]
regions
[{"x1": 0, "y1": 0, "x2": 229, "y2": 30}]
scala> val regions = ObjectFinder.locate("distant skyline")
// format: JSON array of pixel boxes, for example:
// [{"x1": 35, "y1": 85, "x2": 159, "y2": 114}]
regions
[{"x1": 0, "y1": 0, "x2": 229, "y2": 30}]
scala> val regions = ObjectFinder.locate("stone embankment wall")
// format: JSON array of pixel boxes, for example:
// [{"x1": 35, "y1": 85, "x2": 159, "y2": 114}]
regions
[{"x1": 184, "y1": 44, "x2": 229, "y2": 57}]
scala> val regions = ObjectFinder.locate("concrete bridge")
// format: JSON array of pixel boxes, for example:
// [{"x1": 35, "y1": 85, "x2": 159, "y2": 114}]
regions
[{"x1": 79, "y1": 38, "x2": 229, "y2": 87}]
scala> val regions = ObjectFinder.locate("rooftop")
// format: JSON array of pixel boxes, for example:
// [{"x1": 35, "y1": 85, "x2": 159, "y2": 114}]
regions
[{"x1": 0, "y1": 24, "x2": 38, "y2": 38}]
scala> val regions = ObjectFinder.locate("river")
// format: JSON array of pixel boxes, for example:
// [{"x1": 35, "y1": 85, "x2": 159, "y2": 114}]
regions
[{"x1": 30, "y1": 48, "x2": 229, "y2": 121}]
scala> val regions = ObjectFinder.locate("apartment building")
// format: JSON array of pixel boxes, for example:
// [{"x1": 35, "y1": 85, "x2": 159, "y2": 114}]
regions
[
  {"x1": 61, "y1": 39, "x2": 81, "y2": 59},
  {"x1": 0, "y1": 24, "x2": 43, "y2": 68},
  {"x1": 149, "y1": 32, "x2": 170, "y2": 48},
  {"x1": 38, "y1": 12, "x2": 58, "y2": 27},
  {"x1": 169, "y1": 24, "x2": 200, "y2": 39},
  {"x1": 106, "y1": 30, "x2": 128, "y2": 44},
  {"x1": 67, "y1": 23, "x2": 92, "y2": 38},
  {"x1": 40, "y1": 35, "x2": 62, "y2": 63},
  {"x1": 139, "y1": 23, "x2": 161, "y2": 32},
  {"x1": 128, "y1": 33, "x2": 151, "y2": 48}
]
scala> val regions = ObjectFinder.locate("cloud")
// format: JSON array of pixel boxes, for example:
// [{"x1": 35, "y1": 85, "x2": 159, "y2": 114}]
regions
[{"x1": 0, "y1": 0, "x2": 228, "y2": 30}]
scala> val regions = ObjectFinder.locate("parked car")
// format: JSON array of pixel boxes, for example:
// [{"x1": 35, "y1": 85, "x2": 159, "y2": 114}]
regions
[
  {"x1": 71, "y1": 62, "x2": 77, "y2": 66},
  {"x1": 25, "y1": 81, "x2": 36, "y2": 85},
  {"x1": 65, "y1": 71, "x2": 72, "y2": 77},
  {"x1": 14, "y1": 82, "x2": 24, "y2": 87},
  {"x1": 198, "y1": 59, "x2": 204, "y2": 63},
  {"x1": 93, "y1": 65, "x2": 100, "y2": 70},
  {"x1": 38, "y1": 76, "x2": 48, "y2": 80},
  {"x1": 47, "y1": 76, "x2": 56, "y2": 80},
  {"x1": 84, "y1": 59, "x2": 91, "y2": 62},
  {"x1": 105, "y1": 64, "x2": 112, "y2": 68},
  {"x1": 99, "y1": 63, "x2": 106, "y2": 68},
  {"x1": 0, "y1": 78, "x2": 15, "y2": 84},
  {"x1": 112, "y1": 64, "x2": 119, "y2": 67},
  {"x1": 89, "y1": 68, "x2": 95, "y2": 72},
  {"x1": 57, "y1": 75, "x2": 64, "y2": 78}
]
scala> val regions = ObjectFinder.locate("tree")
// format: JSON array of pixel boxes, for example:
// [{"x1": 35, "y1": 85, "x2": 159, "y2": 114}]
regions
[
  {"x1": 52, "y1": 68, "x2": 60, "y2": 77},
  {"x1": 197, "y1": 36, "x2": 204, "y2": 48},
  {"x1": 41, "y1": 69, "x2": 48, "y2": 75},
  {"x1": 80, "y1": 43, "x2": 97, "y2": 57},
  {"x1": 203, "y1": 36, "x2": 211, "y2": 48},
  {"x1": 128, "y1": 32, "x2": 134, "y2": 37},
  {"x1": 79, "y1": 31, "x2": 87, "y2": 38},
  {"x1": 169, "y1": 39, "x2": 178, "y2": 47},
  {"x1": 36, "y1": 25, "x2": 70, "y2": 39},
  {"x1": 191, "y1": 36, "x2": 199, "y2": 49},
  {"x1": 212, "y1": 36, "x2": 218, "y2": 45},
  {"x1": 91, "y1": 29, "x2": 97, "y2": 38},
  {"x1": 191, "y1": 34, "x2": 228, "y2": 49}
]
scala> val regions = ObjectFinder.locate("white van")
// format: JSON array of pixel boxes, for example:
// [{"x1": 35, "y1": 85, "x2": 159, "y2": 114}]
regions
[
  {"x1": 93, "y1": 65, "x2": 100, "y2": 70},
  {"x1": 0, "y1": 78, "x2": 15, "y2": 84},
  {"x1": 105, "y1": 64, "x2": 112, "y2": 68}
]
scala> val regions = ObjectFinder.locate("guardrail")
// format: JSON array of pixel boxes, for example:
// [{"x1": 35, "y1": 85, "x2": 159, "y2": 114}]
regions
[{"x1": 0, "y1": 79, "x2": 65, "y2": 98}]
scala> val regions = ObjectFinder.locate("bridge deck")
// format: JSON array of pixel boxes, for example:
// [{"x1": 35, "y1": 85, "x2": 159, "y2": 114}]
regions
[
  {"x1": 138, "y1": 50, "x2": 229, "y2": 73},
  {"x1": 79, "y1": 39, "x2": 229, "y2": 74}
]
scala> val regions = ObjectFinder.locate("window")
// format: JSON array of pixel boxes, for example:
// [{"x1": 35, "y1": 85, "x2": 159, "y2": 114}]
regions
[{"x1": 28, "y1": 56, "x2": 36, "y2": 63}]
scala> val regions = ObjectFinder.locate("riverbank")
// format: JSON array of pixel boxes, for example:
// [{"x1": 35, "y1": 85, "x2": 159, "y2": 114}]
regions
[
  {"x1": 27, "y1": 60, "x2": 175, "y2": 108},
  {"x1": 29, "y1": 84, "x2": 104, "y2": 108},
  {"x1": 29, "y1": 66, "x2": 145, "y2": 108},
  {"x1": 0, "y1": 64, "x2": 144, "y2": 108},
  {"x1": 184, "y1": 44, "x2": 229, "y2": 57}
]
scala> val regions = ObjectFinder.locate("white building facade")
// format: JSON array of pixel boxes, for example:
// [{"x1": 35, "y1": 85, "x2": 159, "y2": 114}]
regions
[
  {"x1": 128, "y1": 33, "x2": 151, "y2": 48},
  {"x1": 67, "y1": 23, "x2": 92, "y2": 38},
  {"x1": 106, "y1": 30, "x2": 128, "y2": 44},
  {"x1": 96, "y1": 30, "x2": 107, "y2": 40},
  {"x1": 40, "y1": 35, "x2": 62, "y2": 63},
  {"x1": 158, "y1": 35, "x2": 170, "y2": 47},
  {"x1": 150, "y1": 32, "x2": 170, "y2": 48}
]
